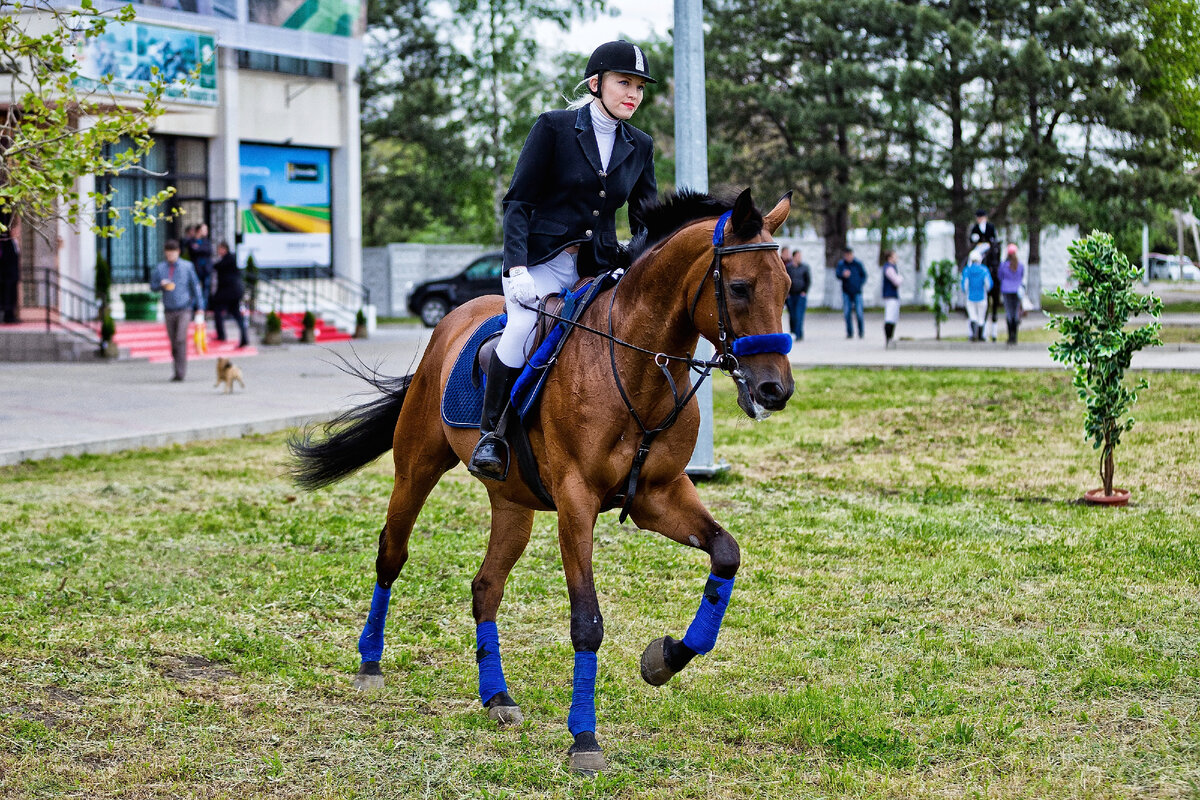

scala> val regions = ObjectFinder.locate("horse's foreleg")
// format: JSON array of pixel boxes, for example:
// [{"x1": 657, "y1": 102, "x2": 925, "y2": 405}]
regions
[
  {"x1": 628, "y1": 475, "x2": 741, "y2": 687},
  {"x1": 472, "y1": 495, "x2": 534, "y2": 726},
  {"x1": 356, "y1": 396, "x2": 457, "y2": 691},
  {"x1": 555, "y1": 490, "x2": 606, "y2": 774}
]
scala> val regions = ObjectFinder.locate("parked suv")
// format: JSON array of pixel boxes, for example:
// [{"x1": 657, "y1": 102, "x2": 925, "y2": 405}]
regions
[
  {"x1": 1147, "y1": 253, "x2": 1195, "y2": 281},
  {"x1": 407, "y1": 251, "x2": 504, "y2": 327}
]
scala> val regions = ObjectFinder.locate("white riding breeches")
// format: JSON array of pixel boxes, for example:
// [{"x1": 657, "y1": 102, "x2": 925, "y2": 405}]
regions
[
  {"x1": 883, "y1": 298, "x2": 900, "y2": 325},
  {"x1": 494, "y1": 250, "x2": 579, "y2": 368}
]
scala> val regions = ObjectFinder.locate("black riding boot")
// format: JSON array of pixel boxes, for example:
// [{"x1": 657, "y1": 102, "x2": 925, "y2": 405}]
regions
[
  {"x1": 884, "y1": 322, "x2": 895, "y2": 347},
  {"x1": 467, "y1": 358, "x2": 522, "y2": 481}
]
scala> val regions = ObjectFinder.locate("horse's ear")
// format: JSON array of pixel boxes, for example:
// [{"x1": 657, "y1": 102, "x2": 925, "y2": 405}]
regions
[
  {"x1": 730, "y1": 188, "x2": 763, "y2": 240},
  {"x1": 763, "y1": 190, "x2": 793, "y2": 235}
]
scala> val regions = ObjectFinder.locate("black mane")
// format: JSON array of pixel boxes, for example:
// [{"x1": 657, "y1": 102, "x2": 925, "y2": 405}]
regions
[{"x1": 621, "y1": 189, "x2": 761, "y2": 267}]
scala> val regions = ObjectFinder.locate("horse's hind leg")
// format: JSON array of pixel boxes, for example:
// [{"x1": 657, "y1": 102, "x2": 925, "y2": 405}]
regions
[
  {"x1": 628, "y1": 475, "x2": 741, "y2": 687},
  {"x1": 471, "y1": 494, "x2": 534, "y2": 726},
  {"x1": 355, "y1": 394, "x2": 458, "y2": 690}
]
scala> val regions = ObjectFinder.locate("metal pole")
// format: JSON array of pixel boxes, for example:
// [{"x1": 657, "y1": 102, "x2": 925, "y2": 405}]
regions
[{"x1": 676, "y1": 0, "x2": 727, "y2": 477}]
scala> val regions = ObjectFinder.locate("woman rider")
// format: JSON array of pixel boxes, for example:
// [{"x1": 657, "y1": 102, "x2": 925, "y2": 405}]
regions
[{"x1": 468, "y1": 40, "x2": 659, "y2": 480}]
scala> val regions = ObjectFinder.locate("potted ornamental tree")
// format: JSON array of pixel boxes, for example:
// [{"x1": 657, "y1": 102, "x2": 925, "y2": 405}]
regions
[
  {"x1": 95, "y1": 253, "x2": 118, "y2": 357},
  {"x1": 354, "y1": 308, "x2": 368, "y2": 339},
  {"x1": 301, "y1": 310, "x2": 317, "y2": 343},
  {"x1": 263, "y1": 310, "x2": 283, "y2": 345},
  {"x1": 925, "y1": 259, "x2": 955, "y2": 340},
  {"x1": 1047, "y1": 231, "x2": 1162, "y2": 506}
]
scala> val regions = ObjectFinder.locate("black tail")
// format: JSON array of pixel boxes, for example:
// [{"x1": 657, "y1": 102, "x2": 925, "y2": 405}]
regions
[{"x1": 288, "y1": 359, "x2": 413, "y2": 490}]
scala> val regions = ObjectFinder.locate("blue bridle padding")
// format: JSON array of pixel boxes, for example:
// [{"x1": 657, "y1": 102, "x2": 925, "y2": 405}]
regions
[{"x1": 732, "y1": 332, "x2": 792, "y2": 357}]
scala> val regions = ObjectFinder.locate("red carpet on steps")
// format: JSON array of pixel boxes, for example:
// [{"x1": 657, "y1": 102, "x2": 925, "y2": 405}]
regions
[
  {"x1": 275, "y1": 312, "x2": 353, "y2": 343},
  {"x1": 113, "y1": 321, "x2": 259, "y2": 363}
]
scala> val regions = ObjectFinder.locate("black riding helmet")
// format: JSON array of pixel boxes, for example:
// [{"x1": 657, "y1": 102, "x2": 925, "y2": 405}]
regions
[{"x1": 584, "y1": 40, "x2": 657, "y2": 86}]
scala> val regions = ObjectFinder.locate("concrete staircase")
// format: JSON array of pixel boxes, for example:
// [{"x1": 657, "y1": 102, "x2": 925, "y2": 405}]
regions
[{"x1": 0, "y1": 322, "x2": 102, "y2": 362}]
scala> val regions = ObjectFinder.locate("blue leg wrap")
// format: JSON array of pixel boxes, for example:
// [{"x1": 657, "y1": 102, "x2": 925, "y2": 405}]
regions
[
  {"x1": 475, "y1": 621, "x2": 509, "y2": 704},
  {"x1": 681, "y1": 574, "x2": 735, "y2": 655},
  {"x1": 567, "y1": 650, "x2": 598, "y2": 735},
  {"x1": 358, "y1": 583, "x2": 391, "y2": 663}
]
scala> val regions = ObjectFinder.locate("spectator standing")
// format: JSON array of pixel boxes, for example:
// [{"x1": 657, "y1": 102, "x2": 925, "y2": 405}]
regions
[
  {"x1": 151, "y1": 240, "x2": 204, "y2": 381},
  {"x1": 211, "y1": 240, "x2": 249, "y2": 348},
  {"x1": 0, "y1": 212, "x2": 20, "y2": 324},
  {"x1": 960, "y1": 247, "x2": 993, "y2": 342},
  {"x1": 880, "y1": 249, "x2": 903, "y2": 347},
  {"x1": 785, "y1": 248, "x2": 811, "y2": 340},
  {"x1": 189, "y1": 222, "x2": 214, "y2": 305},
  {"x1": 999, "y1": 243, "x2": 1026, "y2": 346},
  {"x1": 836, "y1": 246, "x2": 866, "y2": 339},
  {"x1": 969, "y1": 208, "x2": 1002, "y2": 340}
]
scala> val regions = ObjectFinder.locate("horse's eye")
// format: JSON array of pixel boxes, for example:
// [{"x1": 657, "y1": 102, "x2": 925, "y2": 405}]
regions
[{"x1": 728, "y1": 281, "x2": 751, "y2": 300}]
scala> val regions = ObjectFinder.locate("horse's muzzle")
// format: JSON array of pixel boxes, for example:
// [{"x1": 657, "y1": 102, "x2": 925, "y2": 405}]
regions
[{"x1": 734, "y1": 362, "x2": 794, "y2": 420}]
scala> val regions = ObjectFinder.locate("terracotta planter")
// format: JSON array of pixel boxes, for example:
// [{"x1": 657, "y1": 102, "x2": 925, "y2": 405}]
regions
[
  {"x1": 99, "y1": 340, "x2": 120, "y2": 359},
  {"x1": 1084, "y1": 487, "x2": 1130, "y2": 507}
]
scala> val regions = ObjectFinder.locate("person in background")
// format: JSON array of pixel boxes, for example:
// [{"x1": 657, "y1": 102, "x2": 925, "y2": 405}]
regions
[
  {"x1": 784, "y1": 247, "x2": 811, "y2": 341},
  {"x1": 836, "y1": 246, "x2": 866, "y2": 339},
  {"x1": 211, "y1": 240, "x2": 249, "y2": 348},
  {"x1": 151, "y1": 240, "x2": 204, "y2": 381},
  {"x1": 189, "y1": 222, "x2": 214, "y2": 306},
  {"x1": 880, "y1": 249, "x2": 903, "y2": 348},
  {"x1": 999, "y1": 243, "x2": 1026, "y2": 346},
  {"x1": 960, "y1": 246, "x2": 993, "y2": 342},
  {"x1": 0, "y1": 211, "x2": 20, "y2": 324}
]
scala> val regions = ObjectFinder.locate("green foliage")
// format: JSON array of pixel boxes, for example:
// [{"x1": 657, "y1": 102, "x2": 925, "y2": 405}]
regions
[
  {"x1": 99, "y1": 309, "x2": 115, "y2": 343},
  {"x1": 0, "y1": 1, "x2": 185, "y2": 235},
  {"x1": 925, "y1": 259, "x2": 956, "y2": 339},
  {"x1": 243, "y1": 254, "x2": 258, "y2": 311},
  {"x1": 301, "y1": 310, "x2": 316, "y2": 330},
  {"x1": 265, "y1": 310, "x2": 282, "y2": 333},
  {"x1": 94, "y1": 252, "x2": 112, "y2": 306},
  {"x1": 1047, "y1": 231, "x2": 1163, "y2": 495},
  {"x1": 355, "y1": 307, "x2": 366, "y2": 326}
]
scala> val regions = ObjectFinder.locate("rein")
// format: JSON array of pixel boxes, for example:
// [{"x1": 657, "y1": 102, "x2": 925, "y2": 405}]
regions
[{"x1": 519, "y1": 211, "x2": 791, "y2": 522}]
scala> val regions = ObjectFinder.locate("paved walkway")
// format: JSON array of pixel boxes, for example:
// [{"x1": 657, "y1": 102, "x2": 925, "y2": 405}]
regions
[{"x1": 2, "y1": 310, "x2": 1197, "y2": 466}]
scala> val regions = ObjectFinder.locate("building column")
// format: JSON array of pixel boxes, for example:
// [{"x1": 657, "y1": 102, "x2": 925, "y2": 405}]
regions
[
  {"x1": 208, "y1": 48, "x2": 241, "y2": 251},
  {"x1": 331, "y1": 60, "x2": 361, "y2": 285}
]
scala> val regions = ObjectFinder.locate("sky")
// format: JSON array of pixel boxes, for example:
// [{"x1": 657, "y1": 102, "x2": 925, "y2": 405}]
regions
[{"x1": 541, "y1": 0, "x2": 676, "y2": 54}]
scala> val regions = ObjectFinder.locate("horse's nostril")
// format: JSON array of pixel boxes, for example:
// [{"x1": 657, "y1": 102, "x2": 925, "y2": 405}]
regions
[{"x1": 758, "y1": 381, "x2": 789, "y2": 406}]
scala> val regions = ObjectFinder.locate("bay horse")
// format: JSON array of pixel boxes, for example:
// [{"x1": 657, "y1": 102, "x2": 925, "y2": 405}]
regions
[{"x1": 290, "y1": 188, "x2": 794, "y2": 773}]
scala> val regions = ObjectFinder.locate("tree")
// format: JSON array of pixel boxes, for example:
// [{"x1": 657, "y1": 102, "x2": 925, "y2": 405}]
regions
[
  {"x1": 925, "y1": 258, "x2": 955, "y2": 339},
  {"x1": 1047, "y1": 231, "x2": 1161, "y2": 498},
  {"x1": 1, "y1": 0, "x2": 175, "y2": 236}
]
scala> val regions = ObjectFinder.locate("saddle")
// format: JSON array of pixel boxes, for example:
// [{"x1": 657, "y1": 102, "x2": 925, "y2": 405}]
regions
[{"x1": 442, "y1": 273, "x2": 619, "y2": 508}]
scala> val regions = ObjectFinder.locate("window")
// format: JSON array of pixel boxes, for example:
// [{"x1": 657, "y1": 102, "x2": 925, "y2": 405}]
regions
[{"x1": 236, "y1": 50, "x2": 334, "y2": 79}]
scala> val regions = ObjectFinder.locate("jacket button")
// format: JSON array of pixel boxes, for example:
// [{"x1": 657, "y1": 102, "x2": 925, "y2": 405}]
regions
[
  {"x1": 592, "y1": 210, "x2": 599, "y2": 217},
  {"x1": 599, "y1": 190, "x2": 606, "y2": 198},
  {"x1": 585, "y1": 230, "x2": 593, "y2": 237}
]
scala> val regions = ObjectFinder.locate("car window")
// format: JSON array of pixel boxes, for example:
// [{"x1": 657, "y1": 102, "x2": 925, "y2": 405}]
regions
[{"x1": 465, "y1": 256, "x2": 503, "y2": 281}]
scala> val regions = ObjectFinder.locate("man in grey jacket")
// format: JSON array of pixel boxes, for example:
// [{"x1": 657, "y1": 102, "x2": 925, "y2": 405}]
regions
[{"x1": 151, "y1": 240, "x2": 204, "y2": 381}]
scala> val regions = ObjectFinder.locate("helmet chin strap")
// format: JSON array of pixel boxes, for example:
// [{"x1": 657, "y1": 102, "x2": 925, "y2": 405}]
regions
[{"x1": 589, "y1": 75, "x2": 621, "y2": 121}]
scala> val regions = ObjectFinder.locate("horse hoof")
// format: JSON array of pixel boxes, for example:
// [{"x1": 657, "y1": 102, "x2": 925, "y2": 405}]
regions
[
  {"x1": 484, "y1": 690, "x2": 524, "y2": 726},
  {"x1": 487, "y1": 704, "x2": 524, "y2": 726},
  {"x1": 568, "y1": 731, "x2": 606, "y2": 775},
  {"x1": 640, "y1": 637, "x2": 678, "y2": 686},
  {"x1": 354, "y1": 661, "x2": 385, "y2": 691}
]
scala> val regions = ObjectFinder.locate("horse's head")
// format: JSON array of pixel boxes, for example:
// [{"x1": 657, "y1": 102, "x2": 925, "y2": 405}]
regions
[{"x1": 692, "y1": 188, "x2": 795, "y2": 420}]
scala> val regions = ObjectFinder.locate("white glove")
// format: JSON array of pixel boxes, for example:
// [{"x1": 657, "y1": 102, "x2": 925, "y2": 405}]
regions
[
  {"x1": 503, "y1": 266, "x2": 538, "y2": 307},
  {"x1": 194, "y1": 310, "x2": 205, "y2": 325}
]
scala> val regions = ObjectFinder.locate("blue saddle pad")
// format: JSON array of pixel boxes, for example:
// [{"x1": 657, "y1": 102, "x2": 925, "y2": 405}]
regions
[{"x1": 441, "y1": 314, "x2": 506, "y2": 428}]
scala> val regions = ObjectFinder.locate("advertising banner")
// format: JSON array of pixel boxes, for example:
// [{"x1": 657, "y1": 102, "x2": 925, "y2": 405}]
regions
[
  {"x1": 239, "y1": 143, "x2": 332, "y2": 269},
  {"x1": 130, "y1": 0, "x2": 237, "y2": 19},
  {"x1": 74, "y1": 20, "x2": 218, "y2": 105},
  {"x1": 248, "y1": 0, "x2": 365, "y2": 36}
]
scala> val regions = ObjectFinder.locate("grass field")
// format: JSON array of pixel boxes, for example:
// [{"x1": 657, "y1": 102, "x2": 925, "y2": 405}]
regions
[{"x1": 2, "y1": 368, "x2": 1199, "y2": 799}]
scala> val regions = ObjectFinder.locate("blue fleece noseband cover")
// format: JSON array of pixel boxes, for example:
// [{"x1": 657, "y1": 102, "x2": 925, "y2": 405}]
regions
[
  {"x1": 475, "y1": 621, "x2": 509, "y2": 704},
  {"x1": 681, "y1": 574, "x2": 735, "y2": 655},
  {"x1": 567, "y1": 650, "x2": 599, "y2": 735},
  {"x1": 732, "y1": 333, "x2": 792, "y2": 357},
  {"x1": 358, "y1": 582, "x2": 392, "y2": 663}
]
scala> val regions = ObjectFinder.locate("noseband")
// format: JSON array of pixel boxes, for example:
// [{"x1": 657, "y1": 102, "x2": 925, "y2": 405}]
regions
[{"x1": 689, "y1": 209, "x2": 793, "y2": 376}]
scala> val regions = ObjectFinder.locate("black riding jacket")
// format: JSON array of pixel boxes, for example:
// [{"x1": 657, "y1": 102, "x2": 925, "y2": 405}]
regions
[{"x1": 502, "y1": 107, "x2": 657, "y2": 278}]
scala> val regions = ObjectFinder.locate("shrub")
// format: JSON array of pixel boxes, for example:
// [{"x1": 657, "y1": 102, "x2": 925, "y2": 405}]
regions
[
  {"x1": 266, "y1": 310, "x2": 282, "y2": 333},
  {"x1": 925, "y1": 259, "x2": 956, "y2": 340},
  {"x1": 1046, "y1": 231, "x2": 1162, "y2": 496},
  {"x1": 302, "y1": 310, "x2": 316, "y2": 330}
]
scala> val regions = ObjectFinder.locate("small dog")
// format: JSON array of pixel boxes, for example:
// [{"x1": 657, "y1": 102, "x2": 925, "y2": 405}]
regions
[{"x1": 214, "y1": 357, "x2": 245, "y2": 393}]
